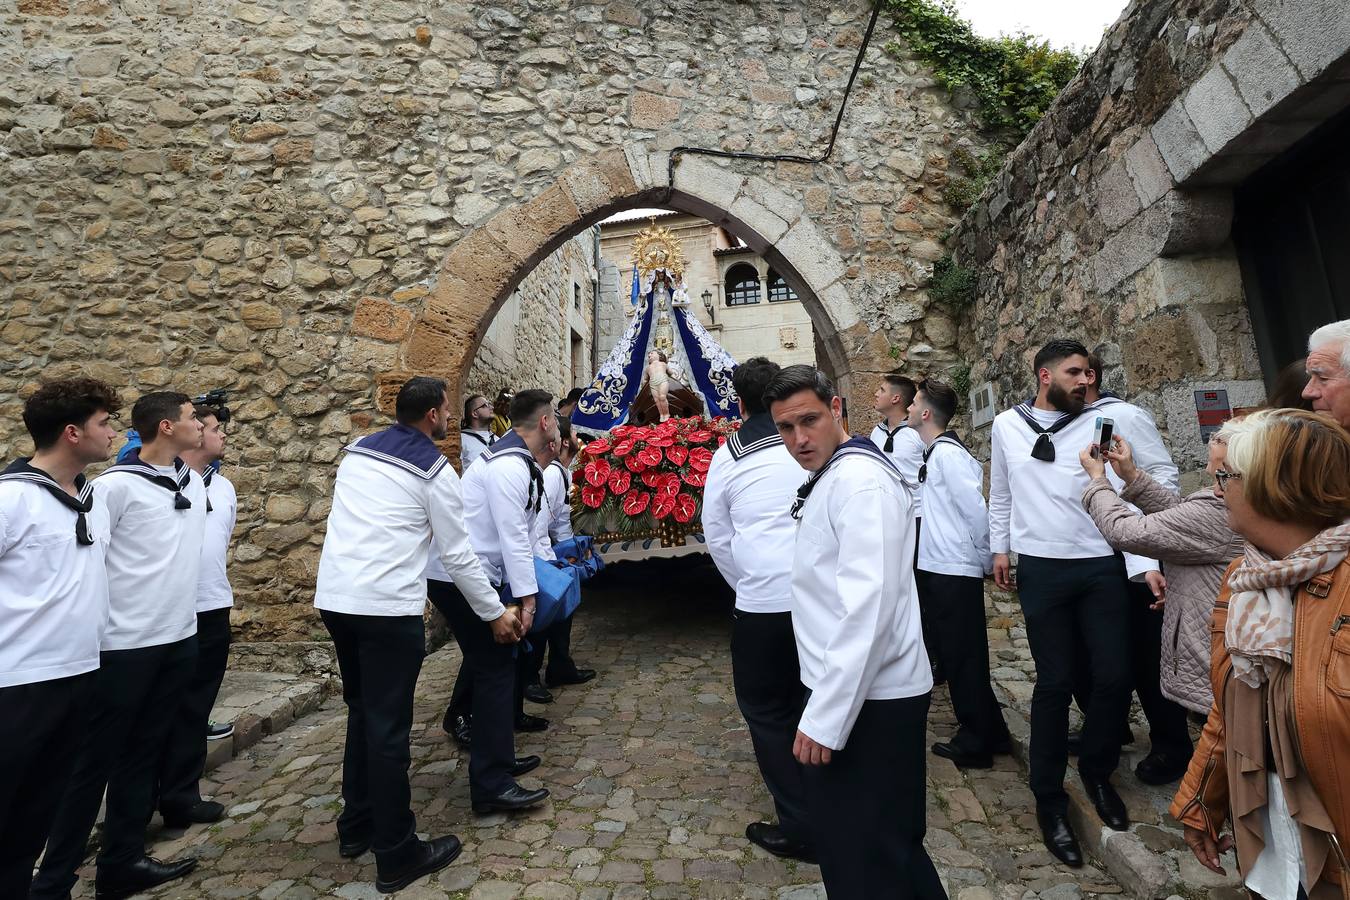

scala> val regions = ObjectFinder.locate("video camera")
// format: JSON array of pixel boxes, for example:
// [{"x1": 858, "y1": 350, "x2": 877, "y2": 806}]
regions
[{"x1": 193, "y1": 388, "x2": 229, "y2": 406}]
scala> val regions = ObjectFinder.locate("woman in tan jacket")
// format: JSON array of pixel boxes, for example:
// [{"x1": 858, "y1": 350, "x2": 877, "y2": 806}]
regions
[
  {"x1": 1170, "y1": 409, "x2": 1350, "y2": 900},
  {"x1": 1079, "y1": 432, "x2": 1245, "y2": 718}
]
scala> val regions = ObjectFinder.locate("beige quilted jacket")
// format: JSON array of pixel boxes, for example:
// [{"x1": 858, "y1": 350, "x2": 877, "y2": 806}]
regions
[{"x1": 1082, "y1": 472, "x2": 1245, "y2": 714}]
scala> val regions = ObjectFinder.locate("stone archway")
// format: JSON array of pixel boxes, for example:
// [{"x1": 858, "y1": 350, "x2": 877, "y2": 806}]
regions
[{"x1": 383, "y1": 147, "x2": 878, "y2": 434}]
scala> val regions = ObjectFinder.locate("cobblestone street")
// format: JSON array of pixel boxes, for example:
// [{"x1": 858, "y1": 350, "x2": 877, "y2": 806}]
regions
[{"x1": 74, "y1": 559, "x2": 1127, "y2": 899}]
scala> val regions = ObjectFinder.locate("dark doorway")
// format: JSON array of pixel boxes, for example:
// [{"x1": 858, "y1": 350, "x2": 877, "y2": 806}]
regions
[{"x1": 1234, "y1": 109, "x2": 1350, "y2": 382}]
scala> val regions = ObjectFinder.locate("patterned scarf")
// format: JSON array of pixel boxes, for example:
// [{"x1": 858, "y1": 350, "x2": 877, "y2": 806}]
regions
[{"x1": 1225, "y1": 520, "x2": 1350, "y2": 687}]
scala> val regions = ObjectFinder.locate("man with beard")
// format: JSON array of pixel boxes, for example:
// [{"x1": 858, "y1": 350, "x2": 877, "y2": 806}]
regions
[
  {"x1": 989, "y1": 340, "x2": 1138, "y2": 867},
  {"x1": 314, "y1": 376, "x2": 506, "y2": 894}
]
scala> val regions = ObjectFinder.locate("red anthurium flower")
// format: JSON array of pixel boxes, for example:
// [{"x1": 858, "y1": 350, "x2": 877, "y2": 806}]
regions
[
  {"x1": 584, "y1": 458, "x2": 611, "y2": 487},
  {"x1": 622, "y1": 490, "x2": 651, "y2": 516},
  {"x1": 646, "y1": 434, "x2": 674, "y2": 448},
  {"x1": 585, "y1": 438, "x2": 610, "y2": 455},
  {"x1": 652, "y1": 495, "x2": 676, "y2": 520},
  {"x1": 681, "y1": 469, "x2": 706, "y2": 488},
  {"x1": 640, "y1": 469, "x2": 665, "y2": 489},
  {"x1": 612, "y1": 438, "x2": 635, "y2": 457},
  {"x1": 688, "y1": 447, "x2": 713, "y2": 472},
  {"x1": 687, "y1": 429, "x2": 712, "y2": 443},
  {"x1": 658, "y1": 474, "x2": 681, "y2": 497},
  {"x1": 717, "y1": 435, "x2": 727, "y2": 446},
  {"x1": 624, "y1": 453, "x2": 647, "y2": 473},
  {"x1": 611, "y1": 425, "x2": 632, "y2": 438},
  {"x1": 608, "y1": 468, "x2": 631, "y2": 496},
  {"x1": 665, "y1": 444, "x2": 689, "y2": 466},
  {"x1": 672, "y1": 493, "x2": 697, "y2": 523},
  {"x1": 581, "y1": 485, "x2": 606, "y2": 508},
  {"x1": 636, "y1": 446, "x2": 663, "y2": 467}
]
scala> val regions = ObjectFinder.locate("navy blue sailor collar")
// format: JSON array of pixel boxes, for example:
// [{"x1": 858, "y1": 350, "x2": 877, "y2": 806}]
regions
[
  {"x1": 481, "y1": 429, "x2": 545, "y2": 513},
  {"x1": 727, "y1": 412, "x2": 783, "y2": 460},
  {"x1": 346, "y1": 423, "x2": 449, "y2": 481},
  {"x1": 0, "y1": 458, "x2": 97, "y2": 545},
  {"x1": 790, "y1": 436, "x2": 900, "y2": 520},
  {"x1": 102, "y1": 449, "x2": 196, "y2": 510}
]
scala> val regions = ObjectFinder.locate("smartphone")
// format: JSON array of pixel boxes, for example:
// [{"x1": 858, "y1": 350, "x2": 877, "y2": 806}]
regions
[{"x1": 1092, "y1": 417, "x2": 1115, "y2": 459}]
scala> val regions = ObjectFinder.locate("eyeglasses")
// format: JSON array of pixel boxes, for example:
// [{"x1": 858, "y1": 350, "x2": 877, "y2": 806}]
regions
[
  {"x1": 473, "y1": 403, "x2": 492, "y2": 413},
  {"x1": 1214, "y1": 469, "x2": 1242, "y2": 491}
]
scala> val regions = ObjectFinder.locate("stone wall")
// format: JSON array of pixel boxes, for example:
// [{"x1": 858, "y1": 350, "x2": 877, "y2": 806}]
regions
[
  {"x1": 466, "y1": 228, "x2": 596, "y2": 404},
  {"x1": 951, "y1": 0, "x2": 1350, "y2": 478},
  {"x1": 0, "y1": 0, "x2": 988, "y2": 638}
]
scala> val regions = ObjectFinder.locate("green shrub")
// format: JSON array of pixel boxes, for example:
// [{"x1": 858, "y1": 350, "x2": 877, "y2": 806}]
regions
[
  {"x1": 942, "y1": 146, "x2": 1005, "y2": 211},
  {"x1": 883, "y1": 0, "x2": 1084, "y2": 141},
  {"x1": 930, "y1": 254, "x2": 976, "y2": 312}
]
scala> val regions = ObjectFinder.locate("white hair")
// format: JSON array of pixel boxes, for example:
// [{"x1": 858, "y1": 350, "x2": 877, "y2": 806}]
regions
[{"x1": 1308, "y1": 319, "x2": 1350, "y2": 374}]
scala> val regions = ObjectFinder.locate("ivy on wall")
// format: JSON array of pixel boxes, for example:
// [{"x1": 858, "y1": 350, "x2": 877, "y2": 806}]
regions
[
  {"x1": 929, "y1": 253, "x2": 977, "y2": 312},
  {"x1": 882, "y1": 0, "x2": 1084, "y2": 142}
]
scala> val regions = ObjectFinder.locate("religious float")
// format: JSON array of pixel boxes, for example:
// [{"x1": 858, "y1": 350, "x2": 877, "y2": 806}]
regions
[{"x1": 570, "y1": 221, "x2": 741, "y2": 557}]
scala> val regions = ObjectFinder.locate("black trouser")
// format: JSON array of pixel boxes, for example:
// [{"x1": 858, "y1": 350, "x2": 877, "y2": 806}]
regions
[
  {"x1": 429, "y1": 580, "x2": 516, "y2": 801},
  {"x1": 730, "y1": 609, "x2": 809, "y2": 844},
  {"x1": 522, "y1": 614, "x2": 581, "y2": 686},
  {"x1": 32, "y1": 636, "x2": 197, "y2": 899},
  {"x1": 320, "y1": 609, "x2": 425, "y2": 867},
  {"x1": 913, "y1": 520, "x2": 941, "y2": 677},
  {"x1": 917, "y1": 570, "x2": 1009, "y2": 753},
  {"x1": 802, "y1": 693, "x2": 945, "y2": 900},
  {"x1": 1017, "y1": 555, "x2": 1132, "y2": 814},
  {"x1": 158, "y1": 607, "x2": 232, "y2": 817},
  {"x1": 0, "y1": 671, "x2": 94, "y2": 899},
  {"x1": 1126, "y1": 581, "x2": 1193, "y2": 759}
]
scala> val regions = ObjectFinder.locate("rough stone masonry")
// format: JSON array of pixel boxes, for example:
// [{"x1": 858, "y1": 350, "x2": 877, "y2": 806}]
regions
[{"x1": 0, "y1": 0, "x2": 987, "y2": 638}]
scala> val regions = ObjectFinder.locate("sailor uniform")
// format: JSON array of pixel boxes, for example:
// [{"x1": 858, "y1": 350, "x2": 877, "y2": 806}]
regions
[
  {"x1": 34, "y1": 452, "x2": 207, "y2": 897},
  {"x1": 521, "y1": 461, "x2": 584, "y2": 689},
  {"x1": 790, "y1": 439, "x2": 942, "y2": 900},
  {"x1": 461, "y1": 427, "x2": 495, "y2": 471},
  {"x1": 703, "y1": 413, "x2": 810, "y2": 845},
  {"x1": 989, "y1": 405, "x2": 1135, "y2": 815},
  {"x1": 870, "y1": 420, "x2": 925, "y2": 516},
  {"x1": 913, "y1": 434, "x2": 1009, "y2": 757},
  {"x1": 159, "y1": 470, "x2": 238, "y2": 823},
  {"x1": 431, "y1": 430, "x2": 542, "y2": 804},
  {"x1": 0, "y1": 461, "x2": 108, "y2": 897},
  {"x1": 314, "y1": 424, "x2": 498, "y2": 870}
]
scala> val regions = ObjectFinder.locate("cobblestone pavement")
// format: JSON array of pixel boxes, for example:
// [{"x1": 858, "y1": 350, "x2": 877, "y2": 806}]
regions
[{"x1": 70, "y1": 558, "x2": 1127, "y2": 899}]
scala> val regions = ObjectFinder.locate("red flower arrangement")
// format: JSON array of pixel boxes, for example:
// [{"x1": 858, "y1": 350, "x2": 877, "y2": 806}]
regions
[{"x1": 571, "y1": 415, "x2": 740, "y2": 543}]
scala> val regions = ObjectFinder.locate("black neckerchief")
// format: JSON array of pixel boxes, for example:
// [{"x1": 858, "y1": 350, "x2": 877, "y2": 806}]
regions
[
  {"x1": 875, "y1": 421, "x2": 907, "y2": 453},
  {"x1": 463, "y1": 430, "x2": 492, "y2": 447},
  {"x1": 919, "y1": 430, "x2": 967, "y2": 484},
  {"x1": 727, "y1": 412, "x2": 783, "y2": 460},
  {"x1": 1012, "y1": 402, "x2": 1085, "y2": 462},
  {"x1": 0, "y1": 459, "x2": 96, "y2": 546},
  {"x1": 201, "y1": 466, "x2": 215, "y2": 513},
  {"x1": 102, "y1": 450, "x2": 194, "y2": 510},
  {"x1": 549, "y1": 458, "x2": 571, "y2": 489},
  {"x1": 482, "y1": 430, "x2": 545, "y2": 513},
  {"x1": 790, "y1": 436, "x2": 898, "y2": 520}
]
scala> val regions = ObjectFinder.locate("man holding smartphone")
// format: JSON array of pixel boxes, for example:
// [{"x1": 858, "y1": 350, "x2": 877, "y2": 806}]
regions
[{"x1": 989, "y1": 340, "x2": 1146, "y2": 867}]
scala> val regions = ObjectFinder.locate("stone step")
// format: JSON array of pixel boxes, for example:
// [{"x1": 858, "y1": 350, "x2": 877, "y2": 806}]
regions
[{"x1": 203, "y1": 669, "x2": 333, "y2": 774}]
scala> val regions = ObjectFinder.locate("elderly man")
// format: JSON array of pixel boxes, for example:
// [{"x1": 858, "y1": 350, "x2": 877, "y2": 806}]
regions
[{"x1": 1304, "y1": 320, "x2": 1350, "y2": 427}]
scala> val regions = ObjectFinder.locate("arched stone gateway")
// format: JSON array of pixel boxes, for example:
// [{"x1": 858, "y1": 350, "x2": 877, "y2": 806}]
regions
[
  {"x1": 387, "y1": 150, "x2": 872, "y2": 429},
  {"x1": 2, "y1": 0, "x2": 985, "y2": 635}
]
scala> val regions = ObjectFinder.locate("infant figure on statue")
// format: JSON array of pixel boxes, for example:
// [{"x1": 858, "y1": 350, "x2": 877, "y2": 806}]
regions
[{"x1": 646, "y1": 351, "x2": 672, "y2": 422}]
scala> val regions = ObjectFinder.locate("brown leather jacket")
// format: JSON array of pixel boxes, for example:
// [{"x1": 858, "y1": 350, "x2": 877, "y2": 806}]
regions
[{"x1": 1170, "y1": 557, "x2": 1350, "y2": 895}]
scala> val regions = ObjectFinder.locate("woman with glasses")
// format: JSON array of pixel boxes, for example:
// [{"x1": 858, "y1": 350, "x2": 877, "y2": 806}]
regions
[
  {"x1": 1077, "y1": 420, "x2": 1245, "y2": 771},
  {"x1": 1170, "y1": 409, "x2": 1350, "y2": 900},
  {"x1": 460, "y1": 395, "x2": 496, "y2": 471}
]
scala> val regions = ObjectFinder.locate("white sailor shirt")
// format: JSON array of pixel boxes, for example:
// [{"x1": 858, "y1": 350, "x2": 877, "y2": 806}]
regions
[
  {"x1": 460, "y1": 440, "x2": 543, "y2": 603},
  {"x1": 95, "y1": 461, "x2": 208, "y2": 651},
  {"x1": 316, "y1": 438, "x2": 502, "y2": 621},
  {"x1": 543, "y1": 461, "x2": 575, "y2": 546},
  {"x1": 870, "y1": 421, "x2": 925, "y2": 516},
  {"x1": 0, "y1": 468, "x2": 110, "y2": 687},
  {"x1": 917, "y1": 435, "x2": 993, "y2": 578},
  {"x1": 195, "y1": 470, "x2": 237, "y2": 613},
  {"x1": 703, "y1": 417, "x2": 801, "y2": 614},
  {"x1": 989, "y1": 405, "x2": 1158, "y2": 577},
  {"x1": 460, "y1": 428, "x2": 494, "y2": 471},
  {"x1": 792, "y1": 451, "x2": 932, "y2": 750}
]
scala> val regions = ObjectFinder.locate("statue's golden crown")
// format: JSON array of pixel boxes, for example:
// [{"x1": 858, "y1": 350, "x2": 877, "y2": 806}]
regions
[{"x1": 632, "y1": 219, "x2": 686, "y2": 280}]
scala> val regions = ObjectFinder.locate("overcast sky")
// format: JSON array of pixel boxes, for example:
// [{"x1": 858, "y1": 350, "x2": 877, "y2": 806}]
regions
[{"x1": 951, "y1": 0, "x2": 1130, "y2": 53}]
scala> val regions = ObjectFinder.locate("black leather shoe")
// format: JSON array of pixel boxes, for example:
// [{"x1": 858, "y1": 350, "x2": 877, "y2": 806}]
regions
[
  {"x1": 523, "y1": 682, "x2": 554, "y2": 704},
  {"x1": 510, "y1": 755, "x2": 542, "y2": 777},
  {"x1": 547, "y1": 668, "x2": 597, "y2": 687},
  {"x1": 161, "y1": 800, "x2": 225, "y2": 829},
  {"x1": 472, "y1": 785, "x2": 550, "y2": 814},
  {"x1": 514, "y1": 713, "x2": 548, "y2": 732},
  {"x1": 446, "y1": 713, "x2": 471, "y2": 747},
  {"x1": 1135, "y1": 751, "x2": 1190, "y2": 785},
  {"x1": 375, "y1": 835, "x2": 462, "y2": 894},
  {"x1": 990, "y1": 733, "x2": 1013, "y2": 755},
  {"x1": 1036, "y1": 809, "x2": 1083, "y2": 868},
  {"x1": 95, "y1": 855, "x2": 197, "y2": 899},
  {"x1": 339, "y1": 833, "x2": 372, "y2": 858},
  {"x1": 745, "y1": 822, "x2": 816, "y2": 863},
  {"x1": 1083, "y1": 776, "x2": 1130, "y2": 830},
  {"x1": 931, "y1": 741, "x2": 994, "y2": 770}
]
